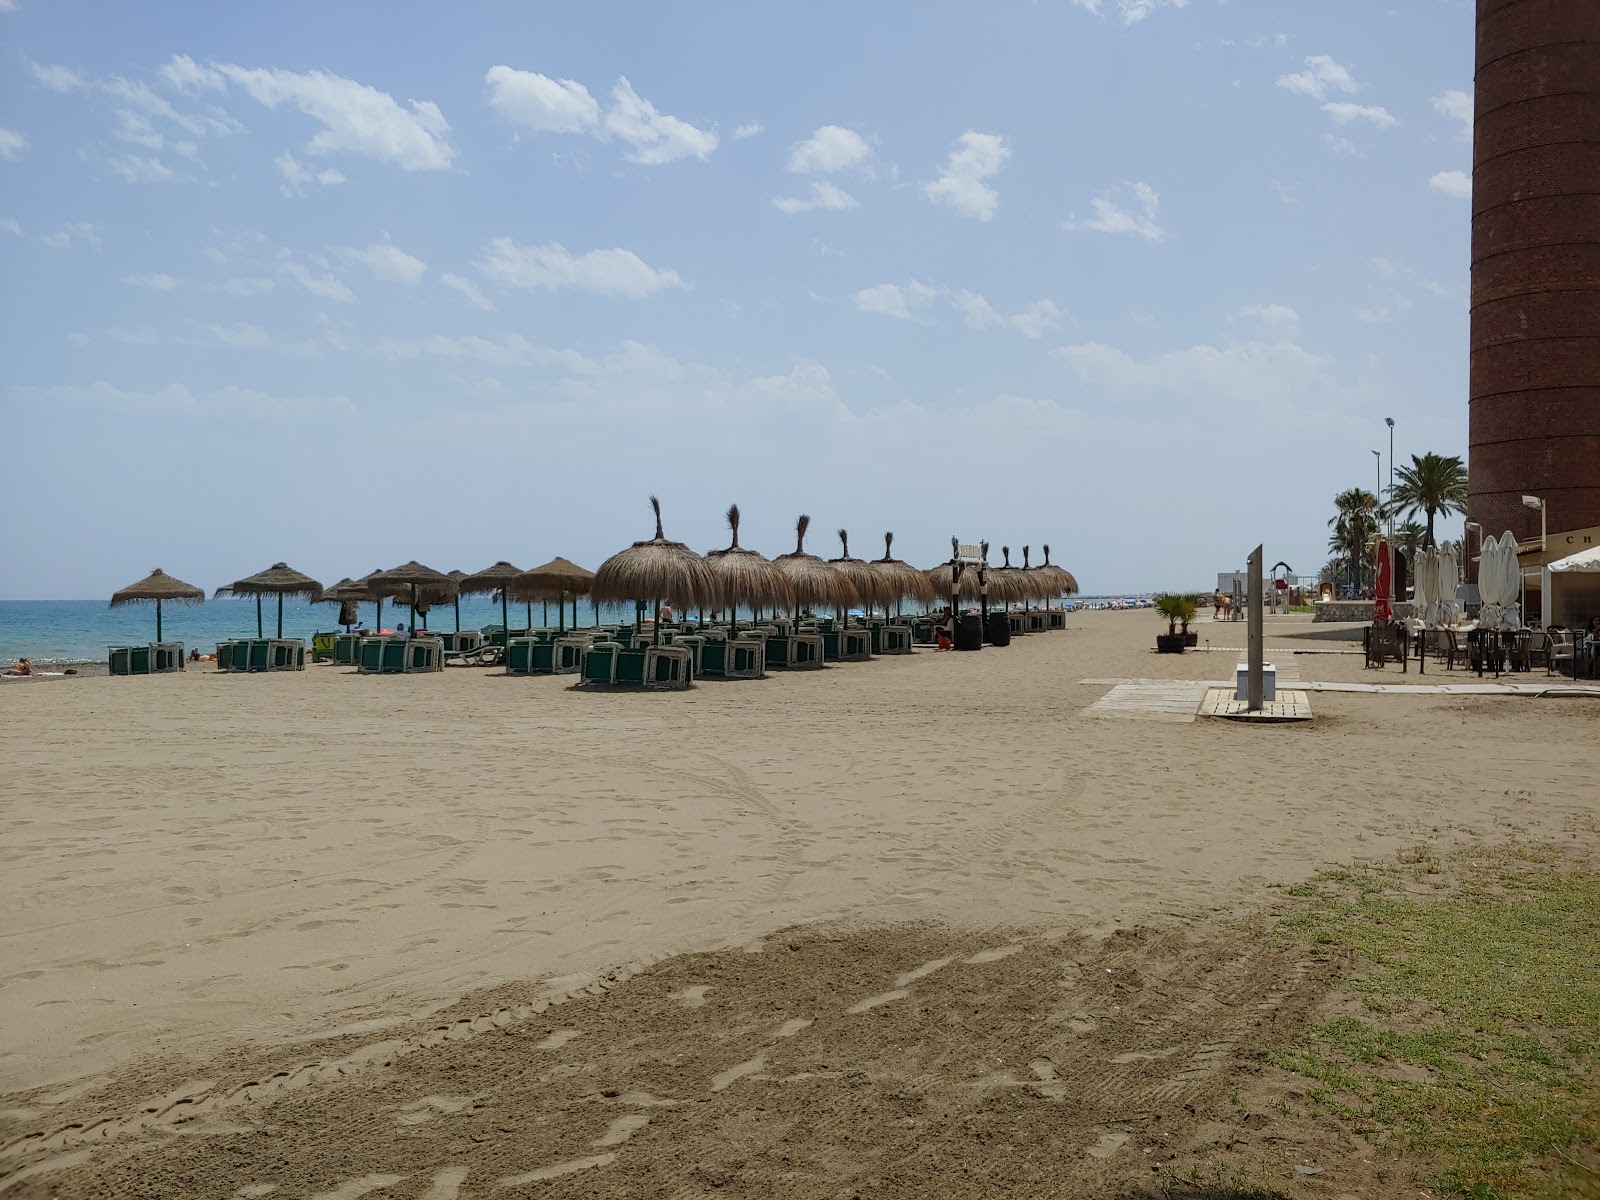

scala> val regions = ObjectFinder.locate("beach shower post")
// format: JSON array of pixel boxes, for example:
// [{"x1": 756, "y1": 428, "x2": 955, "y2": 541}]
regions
[{"x1": 1247, "y1": 544, "x2": 1264, "y2": 712}]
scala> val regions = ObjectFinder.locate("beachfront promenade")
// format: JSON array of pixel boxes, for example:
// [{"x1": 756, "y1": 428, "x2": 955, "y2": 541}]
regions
[{"x1": 1, "y1": 610, "x2": 1594, "y2": 1196}]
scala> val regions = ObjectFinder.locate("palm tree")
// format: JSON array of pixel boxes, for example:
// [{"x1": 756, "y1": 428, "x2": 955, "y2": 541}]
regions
[
  {"x1": 1385, "y1": 453, "x2": 1468, "y2": 548},
  {"x1": 1328, "y1": 488, "x2": 1379, "y2": 593}
]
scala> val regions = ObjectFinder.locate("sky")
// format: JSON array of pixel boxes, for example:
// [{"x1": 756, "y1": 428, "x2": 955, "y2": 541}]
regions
[{"x1": 0, "y1": 0, "x2": 1476, "y2": 600}]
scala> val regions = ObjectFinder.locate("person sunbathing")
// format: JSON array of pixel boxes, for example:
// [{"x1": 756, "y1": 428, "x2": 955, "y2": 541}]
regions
[{"x1": 5, "y1": 658, "x2": 34, "y2": 676}]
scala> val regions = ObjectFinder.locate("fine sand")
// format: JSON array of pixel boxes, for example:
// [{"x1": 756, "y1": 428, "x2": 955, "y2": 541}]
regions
[{"x1": 1, "y1": 611, "x2": 1595, "y2": 1197}]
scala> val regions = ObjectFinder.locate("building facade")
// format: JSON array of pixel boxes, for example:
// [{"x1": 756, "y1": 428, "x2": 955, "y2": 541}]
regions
[{"x1": 1468, "y1": 0, "x2": 1600, "y2": 546}]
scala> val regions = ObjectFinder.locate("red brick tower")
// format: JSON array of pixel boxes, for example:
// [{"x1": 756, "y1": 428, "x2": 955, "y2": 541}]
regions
[{"x1": 1469, "y1": 0, "x2": 1600, "y2": 543}]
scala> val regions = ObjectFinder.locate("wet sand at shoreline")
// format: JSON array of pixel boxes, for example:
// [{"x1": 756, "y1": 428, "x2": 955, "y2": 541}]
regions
[{"x1": 2, "y1": 611, "x2": 1595, "y2": 1196}]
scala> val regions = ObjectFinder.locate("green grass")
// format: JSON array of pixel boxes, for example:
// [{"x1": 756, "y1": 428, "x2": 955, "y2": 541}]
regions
[
  {"x1": 1151, "y1": 1161, "x2": 1290, "y2": 1199},
  {"x1": 1268, "y1": 844, "x2": 1600, "y2": 1199}
]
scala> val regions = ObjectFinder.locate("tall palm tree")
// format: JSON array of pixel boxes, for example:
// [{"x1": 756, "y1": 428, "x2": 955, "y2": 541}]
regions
[
  {"x1": 1328, "y1": 487, "x2": 1379, "y2": 592},
  {"x1": 1385, "y1": 453, "x2": 1468, "y2": 548}
]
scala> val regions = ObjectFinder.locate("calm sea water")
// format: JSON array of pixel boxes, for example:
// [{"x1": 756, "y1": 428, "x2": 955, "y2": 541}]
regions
[{"x1": 0, "y1": 597, "x2": 637, "y2": 666}]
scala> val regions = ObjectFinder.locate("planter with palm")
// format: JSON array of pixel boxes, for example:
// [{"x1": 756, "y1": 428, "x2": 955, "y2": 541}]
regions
[
  {"x1": 1327, "y1": 487, "x2": 1379, "y2": 595},
  {"x1": 1154, "y1": 593, "x2": 1194, "y2": 652}
]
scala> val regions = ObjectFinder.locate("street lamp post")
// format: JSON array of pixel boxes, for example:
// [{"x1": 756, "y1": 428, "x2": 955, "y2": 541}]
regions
[
  {"x1": 1385, "y1": 417, "x2": 1395, "y2": 538},
  {"x1": 1372, "y1": 449, "x2": 1382, "y2": 593}
]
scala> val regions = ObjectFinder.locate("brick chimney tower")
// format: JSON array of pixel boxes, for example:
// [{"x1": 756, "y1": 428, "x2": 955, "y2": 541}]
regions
[{"x1": 1468, "y1": 0, "x2": 1600, "y2": 544}]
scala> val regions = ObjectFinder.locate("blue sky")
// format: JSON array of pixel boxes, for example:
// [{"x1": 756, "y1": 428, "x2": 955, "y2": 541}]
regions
[{"x1": 0, "y1": 0, "x2": 1475, "y2": 599}]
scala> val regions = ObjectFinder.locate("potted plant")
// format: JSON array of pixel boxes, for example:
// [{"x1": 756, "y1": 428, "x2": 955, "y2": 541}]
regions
[
  {"x1": 1154, "y1": 593, "x2": 1188, "y2": 652},
  {"x1": 1181, "y1": 596, "x2": 1200, "y2": 646}
]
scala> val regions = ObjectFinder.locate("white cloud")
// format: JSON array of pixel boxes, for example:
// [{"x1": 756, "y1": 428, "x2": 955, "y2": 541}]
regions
[
  {"x1": 122, "y1": 273, "x2": 178, "y2": 290},
  {"x1": 1322, "y1": 102, "x2": 1396, "y2": 128},
  {"x1": 732, "y1": 122, "x2": 764, "y2": 140},
  {"x1": 14, "y1": 380, "x2": 353, "y2": 420},
  {"x1": 0, "y1": 1, "x2": 19, "y2": 13},
  {"x1": 171, "y1": 57, "x2": 454, "y2": 170},
  {"x1": 1276, "y1": 55, "x2": 1357, "y2": 100},
  {"x1": 474, "y1": 237, "x2": 686, "y2": 298},
  {"x1": 1, "y1": 217, "x2": 21, "y2": 236},
  {"x1": 484, "y1": 66, "x2": 600, "y2": 134},
  {"x1": 440, "y1": 272, "x2": 496, "y2": 311},
  {"x1": 773, "y1": 181, "x2": 858, "y2": 215},
  {"x1": 853, "y1": 281, "x2": 942, "y2": 321},
  {"x1": 923, "y1": 131, "x2": 1009, "y2": 222},
  {"x1": 1237, "y1": 303, "x2": 1299, "y2": 340},
  {"x1": 108, "y1": 326, "x2": 160, "y2": 345},
  {"x1": 208, "y1": 321, "x2": 271, "y2": 349},
  {"x1": 1432, "y1": 89, "x2": 1472, "y2": 140},
  {"x1": 602, "y1": 77, "x2": 717, "y2": 165},
  {"x1": 277, "y1": 258, "x2": 355, "y2": 303},
  {"x1": 1324, "y1": 134, "x2": 1362, "y2": 158},
  {"x1": 218, "y1": 276, "x2": 274, "y2": 297},
  {"x1": 103, "y1": 76, "x2": 239, "y2": 139},
  {"x1": 1069, "y1": 0, "x2": 1192, "y2": 23},
  {"x1": 1429, "y1": 169, "x2": 1472, "y2": 199},
  {"x1": 952, "y1": 291, "x2": 1062, "y2": 339},
  {"x1": 276, "y1": 152, "x2": 346, "y2": 196},
  {"x1": 0, "y1": 127, "x2": 28, "y2": 159},
  {"x1": 336, "y1": 241, "x2": 426, "y2": 285},
  {"x1": 1063, "y1": 181, "x2": 1167, "y2": 241},
  {"x1": 1053, "y1": 336, "x2": 1339, "y2": 417},
  {"x1": 110, "y1": 154, "x2": 178, "y2": 183},
  {"x1": 373, "y1": 332, "x2": 591, "y2": 372},
  {"x1": 787, "y1": 125, "x2": 871, "y2": 174},
  {"x1": 28, "y1": 61, "x2": 86, "y2": 92},
  {"x1": 42, "y1": 222, "x2": 101, "y2": 250}
]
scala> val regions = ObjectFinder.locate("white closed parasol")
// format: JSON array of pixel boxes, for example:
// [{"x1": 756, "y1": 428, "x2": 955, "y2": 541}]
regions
[{"x1": 1436, "y1": 546, "x2": 1461, "y2": 626}]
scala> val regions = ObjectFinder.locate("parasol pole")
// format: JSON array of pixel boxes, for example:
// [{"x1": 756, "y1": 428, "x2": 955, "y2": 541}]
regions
[
  {"x1": 454, "y1": 594, "x2": 460, "y2": 633},
  {"x1": 375, "y1": 596, "x2": 382, "y2": 634},
  {"x1": 543, "y1": 601, "x2": 549, "y2": 627},
  {"x1": 277, "y1": 593, "x2": 284, "y2": 638},
  {"x1": 572, "y1": 593, "x2": 578, "y2": 629},
  {"x1": 156, "y1": 598, "x2": 163, "y2": 644},
  {"x1": 501, "y1": 589, "x2": 510, "y2": 673},
  {"x1": 256, "y1": 596, "x2": 264, "y2": 638},
  {"x1": 558, "y1": 591, "x2": 565, "y2": 633}
]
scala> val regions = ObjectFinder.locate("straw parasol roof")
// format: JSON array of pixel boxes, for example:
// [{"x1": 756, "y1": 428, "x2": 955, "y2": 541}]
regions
[
  {"x1": 773, "y1": 515, "x2": 859, "y2": 610},
  {"x1": 925, "y1": 559, "x2": 1021, "y2": 604},
  {"x1": 112, "y1": 568, "x2": 205, "y2": 607},
  {"x1": 509, "y1": 557, "x2": 596, "y2": 604},
  {"x1": 320, "y1": 576, "x2": 370, "y2": 602},
  {"x1": 871, "y1": 532, "x2": 937, "y2": 608},
  {"x1": 215, "y1": 562, "x2": 324, "y2": 601},
  {"x1": 591, "y1": 496, "x2": 718, "y2": 609},
  {"x1": 703, "y1": 505, "x2": 792, "y2": 612},
  {"x1": 458, "y1": 561, "x2": 524, "y2": 597},
  {"x1": 369, "y1": 561, "x2": 459, "y2": 598},
  {"x1": 829, "y1": 530, "x2": 894, "y2": 611},
  {"x1": 988, "y1": 546, "x2": 1029, "y2": 605},
  {"x1": 1039, "y1": 543, "x2": 1079, "y2": 595}
]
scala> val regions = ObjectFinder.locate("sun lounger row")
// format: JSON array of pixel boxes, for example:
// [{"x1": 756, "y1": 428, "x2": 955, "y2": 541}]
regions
[
  {"x1": 216, "y1": 638, "x2": 306, "y2": 672},
  {"x1": 108, "y1": 643, "x2": 186, "y2": 675}
]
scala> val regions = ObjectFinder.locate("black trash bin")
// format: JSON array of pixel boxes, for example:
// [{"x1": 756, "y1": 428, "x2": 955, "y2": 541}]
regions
[
  {"x1": 956, "y1": 612, "x2": 984, "y2": 651},
  {"x1": 985, "y1": 611, "x2": 1011, "y2": 647}
]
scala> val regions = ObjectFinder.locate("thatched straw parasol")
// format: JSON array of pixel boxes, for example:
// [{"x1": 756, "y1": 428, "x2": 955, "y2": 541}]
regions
[
  {"x1": 592, "y1": 496, "x2": 718, "y2": 645},
  {"x1": 1038, "y1": 544, "x2": 1079, "y2": 602},
  {"x1": 110, "y1": 567, "x2": 204, "y2": 643},
  {"x1": 871, "y1": 532, "x2": 937, "y2": 613},
  {"x1": 829, "y1": 529, "x2": 892, "y2": 625},
  {"x1": 704, "y1": 505, "x2": 792, "y2": 632},
  {"x1": 774, "y1": 515, "x2": 858, "y2": 622},
  {"x1": 368, "y1": 561, "x2": 458, "y2": 635},
  {"x1": 925, "y1": 548, "x2": 1015, "y2": 608},
  {"x1": 215, "y1": 562, "x2": 324, "y2": 638},
  {"x1": 320, "y1": 577, "x2": 368, "y2": 631},
  {"x1": 457, "y1": 561, "x2": 523, "y2": 646},
  {"x1": 989, "y1": 546, "x2": 1029, "y2": 611},
  {"x1": 510, "y1": 557, "x2": 595, "y2": 632}
]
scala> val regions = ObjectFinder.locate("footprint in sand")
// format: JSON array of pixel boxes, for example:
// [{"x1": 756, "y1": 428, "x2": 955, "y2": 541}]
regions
[
  {"x1": 591, "y1": 1113, "x2": 651, "y2": 1147},
  {"x1": 309, "y1": 1175, "x2": 405, "y2": 1200},
  {"x1": 535, "y1": 1029, "x2": 580, "y2": 1050},
  {"x1": 1086, "y1": 1131, "x2": 1130, "y2": 1160},
  {"x1": 964, "y1": 945, "x2": 1023, "y2": 965},
  {"x1": 668, "y1": 985, "x2": 710, "y2": 1007},
  {"x1": 894, "y1": 957, "x2": 952, "y2": 988},
  {"x1": 710, "y1": 1055, "x2": 766, "y2": 1092},
  {"x1": 395, "y1": 1095, "x2": 477, "y2": 1126},
  {"x1": 497, "y1": 1154, "x2": 616, "y2": 1186},
  {"x1": 846, "y1": 989, "x2": 908, "y2": 1015},
  {"x1": 418, "y1": 1167, "x2": 468, "y2": 1200},
  {"x1": 773, "y1": 1017, "x2": 813, "y2": 1038}
]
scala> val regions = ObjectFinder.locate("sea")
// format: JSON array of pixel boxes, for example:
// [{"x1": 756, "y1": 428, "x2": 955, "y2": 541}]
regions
[
  {"x1": 0, "y1": 594, "x2": 1146, "y2": 667},
  {"x1": 0, "y1": 597, "x2": 640, "y2": 667}
]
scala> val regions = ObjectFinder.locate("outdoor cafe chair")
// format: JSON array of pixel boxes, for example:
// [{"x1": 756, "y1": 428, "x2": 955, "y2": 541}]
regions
[{"x1": 1544, "y1": 630, "x2": 1574, "y2": 677}]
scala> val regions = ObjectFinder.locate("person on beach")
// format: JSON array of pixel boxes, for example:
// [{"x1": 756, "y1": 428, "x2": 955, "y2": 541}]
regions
[
  {"x1": 4, "y1": 657, "x2": 33, "y2": 676},
  {"x1": 936, "y1": 609, "x2": 955, "y2": 651},
  {"x1": 395, "y1": 623, "x2": 409, "y2": 640},
  {"x1": 659, "y1": 603, "x2": 674, "y2": 624}
]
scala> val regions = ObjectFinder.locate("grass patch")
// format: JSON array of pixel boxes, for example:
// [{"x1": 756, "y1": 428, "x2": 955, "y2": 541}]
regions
[
  {"x1": 1269, "y1": 844, "x2": 1600, "y2": 1199},
  {"x1": 1150, "y1": 1161, "x2": 1290, "y2": 1199}
]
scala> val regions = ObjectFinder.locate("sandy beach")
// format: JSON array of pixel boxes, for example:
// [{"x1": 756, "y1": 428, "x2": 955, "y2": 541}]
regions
[{"x1": 2, "y1": 611, "x2": 1595, "y2": 1197}]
